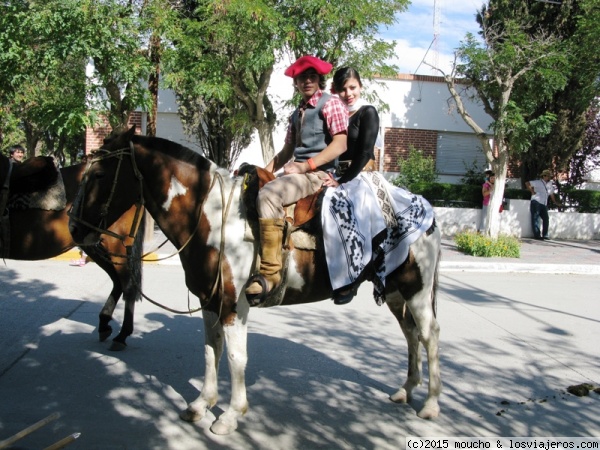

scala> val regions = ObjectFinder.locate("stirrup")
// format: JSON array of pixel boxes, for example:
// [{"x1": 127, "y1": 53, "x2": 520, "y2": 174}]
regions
[
  {"x1": 332, "y1": 285, "x2": 358, "y2": 305},
  {"x1": 245, "y1": 275, "x2": 271, "y2": 307}
]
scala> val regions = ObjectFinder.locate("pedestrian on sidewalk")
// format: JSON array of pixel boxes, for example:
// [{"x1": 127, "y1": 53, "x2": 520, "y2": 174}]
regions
[
  {"x1": 478, "y1": 170, "x2": 495, "y2": 233},
  {"x1": 525, "y1": 169, "x2": 562, "y2": 240}
]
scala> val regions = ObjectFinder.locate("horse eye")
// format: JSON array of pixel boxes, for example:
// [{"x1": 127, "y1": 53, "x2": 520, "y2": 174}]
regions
[{"x1": 94, "y1": 171, "x2": 105, "y2": 179}]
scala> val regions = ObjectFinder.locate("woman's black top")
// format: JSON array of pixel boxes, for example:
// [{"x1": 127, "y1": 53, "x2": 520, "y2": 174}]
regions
[{"x1": 337, "y1": 105, "x2": 379, "y2": 184}]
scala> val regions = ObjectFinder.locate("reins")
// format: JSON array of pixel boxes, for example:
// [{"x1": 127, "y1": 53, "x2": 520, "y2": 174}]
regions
[{"x1": 70, "y1": 141, "x2": 239, "y2": 317}]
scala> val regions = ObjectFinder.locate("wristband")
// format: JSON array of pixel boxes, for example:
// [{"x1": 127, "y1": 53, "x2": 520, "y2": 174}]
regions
[{"x1": 307, "y1": 158, "x2": 317, "y2": 171}]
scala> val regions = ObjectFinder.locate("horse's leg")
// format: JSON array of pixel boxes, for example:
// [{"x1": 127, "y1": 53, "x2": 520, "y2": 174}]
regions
[
  {"x1": 98, "y1": 286, "x2": 121, "y2": 342},
  {"x1": 108, "y1": 214, "x2": 145, "y2": 351},
  {"x1": 406, "y1": 288, "x2": 441, "y2": 419},
  {"x1": 180, "y1": 310, "x2": 224, "y2": 424},
  {"x1": 387, "y1": 230, "x2": 442, "y2": 419},
  {"x1": 407, "y1": 231, "x2": 442, "y2": 419},
  {"x1": 85, "y1": 246, "x2": 123, "y2": 343},
  {"x1": 209, "y1": 302, "x2": 249, "y2": 435},
  {"x1": 386, "y1": 293, "x2": 423, "y2": 405},
  {"x1": 109, "y1": 287, "x2": 135, "y2": 352}
]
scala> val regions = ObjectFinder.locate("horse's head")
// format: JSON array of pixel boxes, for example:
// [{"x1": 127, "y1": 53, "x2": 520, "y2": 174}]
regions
[{"x1": 69, "y1": 125, "x2": 141, "y2": 246}]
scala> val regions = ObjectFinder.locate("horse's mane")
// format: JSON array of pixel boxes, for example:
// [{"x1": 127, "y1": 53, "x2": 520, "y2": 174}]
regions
[
  {"x1": 102, "y1": 128, "x2": 214, "y2": 173},
  {"x1": 134, "y1": 135, "x2": 212, "y2": 169}
]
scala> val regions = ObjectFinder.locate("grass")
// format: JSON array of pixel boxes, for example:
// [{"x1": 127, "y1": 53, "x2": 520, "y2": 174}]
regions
[{"x1": 454, "y1": 231, "x2": 521, "y2": 258}]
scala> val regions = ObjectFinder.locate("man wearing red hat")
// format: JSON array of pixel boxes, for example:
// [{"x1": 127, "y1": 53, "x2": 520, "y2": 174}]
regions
[{"x1": 245, "y1": 55, "x2": 348, "y2": 300}]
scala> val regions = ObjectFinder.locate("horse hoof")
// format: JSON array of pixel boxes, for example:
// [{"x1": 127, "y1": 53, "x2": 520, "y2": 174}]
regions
[
  {"x1": 98, "y1": 328, "x2": 112, "y2": 342},
  {"x1": 210, "y1": 418, "x2": 238, "y2": 435},
  {"x1": 390, "y1": 389, "x2": 410, "y2": 404},
  {"x1": 179, "y1": 407, "x2": 204, "y2": 423},
  {"x1": 417, "y1": 404, "x2": 440, "y2": 419},
  {"x1": 108, "y1": 341, "x2": 127, "y2": 352}
]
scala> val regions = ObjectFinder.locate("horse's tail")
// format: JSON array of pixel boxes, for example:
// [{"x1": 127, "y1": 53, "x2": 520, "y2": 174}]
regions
[{"x1": 430, "y1": 221, "x2": 441, "y2": 318}]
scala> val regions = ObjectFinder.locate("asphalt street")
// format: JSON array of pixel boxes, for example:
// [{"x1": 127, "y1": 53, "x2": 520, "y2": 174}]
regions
[{"x1": 0, "y1": 255, "x2": 599, "y2": 449}]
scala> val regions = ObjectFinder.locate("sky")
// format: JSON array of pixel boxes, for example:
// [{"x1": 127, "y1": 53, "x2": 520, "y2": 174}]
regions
[{"x1": 381, "y1": 0, "x2": 484, "y2": 75}]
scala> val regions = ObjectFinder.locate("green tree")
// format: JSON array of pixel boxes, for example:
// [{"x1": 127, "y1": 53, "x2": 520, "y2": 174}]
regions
[
  {"x1": 434, "y1": 13, "x2": 569, "y2": 237},
  {"x1": 0, "y1": 0, "x2": 93, "y2": 162},
  {"x1": 479, "y1": 0, "x2": 600, "y2": 187},
  {"x1": 82, "y1": 0, "x2": 154, "y2": 132},
  {"x1": 164, "y1": 0, "x2": 409, "y2": 167}
]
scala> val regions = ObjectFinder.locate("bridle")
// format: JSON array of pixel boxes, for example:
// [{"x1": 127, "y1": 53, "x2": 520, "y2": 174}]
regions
[
  {"x1": 68, "y1": 142, "x2": 145, "y2": 246},
  {"x1": 68, "y1": 140, "x2": 240, "y2": 317}
]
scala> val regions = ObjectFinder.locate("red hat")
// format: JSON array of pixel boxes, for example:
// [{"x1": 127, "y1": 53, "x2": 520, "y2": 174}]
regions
[{"x1": 284, "y1": 55, "x2": 333, "y2": 78}]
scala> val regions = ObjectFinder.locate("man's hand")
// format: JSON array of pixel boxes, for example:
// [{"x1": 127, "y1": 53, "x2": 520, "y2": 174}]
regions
[{"x1": 283, "y1": 161, "x2": 309, "y2": 175}]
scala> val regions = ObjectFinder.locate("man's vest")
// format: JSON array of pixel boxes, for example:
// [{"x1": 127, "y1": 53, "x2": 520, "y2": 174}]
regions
[{"x1": 291, "y1": 93, "x2": 337, "y2": 172}]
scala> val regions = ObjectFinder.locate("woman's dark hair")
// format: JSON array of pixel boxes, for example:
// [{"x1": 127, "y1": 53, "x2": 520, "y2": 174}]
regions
[{"x1": 332, "y1": 67, "x2": 362, "y2": 93}]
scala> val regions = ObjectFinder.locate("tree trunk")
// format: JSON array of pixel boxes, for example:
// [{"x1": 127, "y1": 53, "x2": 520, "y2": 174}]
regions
[
  {"x1": 146, "y1": 33, "x2": 161, "y2": 137},
  {"x1": 485, "y1": 143, "x2": 509, "y2": 238},
  {"x1": 256, "y1": 120, "x2": 275, "y2": 165}
]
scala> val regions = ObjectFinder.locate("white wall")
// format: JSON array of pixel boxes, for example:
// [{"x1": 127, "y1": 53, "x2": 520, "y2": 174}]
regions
[
  {"x1": 435, "y1": 199, "x2": 600, "y2": 239},
  {"x1": 170, "y1": 72, "x2": 496, "y2": 171},
  {"x1": 378, "y1": 77, "x2": 493, "y2": 133}
]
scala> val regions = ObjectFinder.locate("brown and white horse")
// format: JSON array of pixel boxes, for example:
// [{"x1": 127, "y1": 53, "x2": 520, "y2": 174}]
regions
[
  {"x1": 0, "y1": 153, "x2": 146, "y2": 350},
  {"x1": 69, "y1": 126, "x2": 442, "y2": 435}
]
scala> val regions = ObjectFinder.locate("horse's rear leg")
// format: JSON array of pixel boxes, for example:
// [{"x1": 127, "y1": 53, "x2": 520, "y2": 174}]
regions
[
  {"x1": 387, "y1": 294, "x2": 422, "y2": 404},
  {"x1": 386, "y1": 230, "x2": 442, "y2": 419},
  {"x1": 180, "y1": 310, "x2": 224, "y2": 425},
  {"x1": 409, "y1": 295, "x2": 441, "y2": 419},
  {"x1": 109, "y1": 294, "x2": 135, "y2": 351},
  {"x1": 98, "y1": 288, "x2": 121, "y2": 342}
]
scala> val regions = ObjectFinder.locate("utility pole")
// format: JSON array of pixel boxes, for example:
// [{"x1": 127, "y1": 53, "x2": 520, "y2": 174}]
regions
[{"x1": 432, "y1": 0, "x2": 441, "y2": 73}]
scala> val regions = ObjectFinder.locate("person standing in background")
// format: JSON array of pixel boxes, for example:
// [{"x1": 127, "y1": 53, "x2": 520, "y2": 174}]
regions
[
  {"x1": 478, "y1": 170, "x2": 495, "y2": 233},
  {"x1": 8, "y1": 145, "x2": 25, "y2": 163},
  {"x1": 525, "y1": 169, "x2": 562, "y2": 240}
]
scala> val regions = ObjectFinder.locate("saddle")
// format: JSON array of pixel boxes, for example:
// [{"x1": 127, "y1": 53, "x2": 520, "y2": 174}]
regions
[
  {"x1": 7, "y1": 158, "x2": 66, "y2": 211},
  {"x1": 239, "y1": 165, "x2": 323, "y2": 249},
  {"x1": 238, "y1": 165, "x2": 325, "y2": 307}
]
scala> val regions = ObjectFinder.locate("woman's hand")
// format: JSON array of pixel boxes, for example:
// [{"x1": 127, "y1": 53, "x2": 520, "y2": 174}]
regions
[{"x1": 321, "y1": 172, "x2": 339, "y2": 188}]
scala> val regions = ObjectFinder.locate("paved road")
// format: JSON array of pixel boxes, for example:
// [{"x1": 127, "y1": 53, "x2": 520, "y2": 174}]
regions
[{"x1": 1, "y1": 257, "x2": 599, "y2": 449}]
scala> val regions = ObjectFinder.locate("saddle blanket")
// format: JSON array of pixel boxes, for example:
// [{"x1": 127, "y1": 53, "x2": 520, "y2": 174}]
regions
[
  {"x1": 322, "y1": 172, "x2": 435, "y2": 305},
  {"x1": 8, "y1": 169, "x2": 66, "y2": 211}
]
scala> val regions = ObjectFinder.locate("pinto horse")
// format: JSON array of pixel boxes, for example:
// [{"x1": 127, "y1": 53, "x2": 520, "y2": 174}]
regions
[
  {"x1": 0, "y1": 153, "x2": 146, "y2": 350},
  {"x1": 69, "y1": 126, "x2": 442, "y2": 435}
]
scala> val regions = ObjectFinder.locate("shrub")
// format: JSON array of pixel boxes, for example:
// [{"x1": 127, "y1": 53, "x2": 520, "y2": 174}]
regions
[
  {"x1": 455, "y1": 232, "x2": 521, "y2": 258},
  {"x1": 562, "y1": 188, "x2": 600, "y2": 213},
  {"x1": 408, "y1": 182, "x2": 482, "y2": 208},
  {"x1": 390, "y1": 146, "x2": 438, "y2": 188},
  {"x1": 460, "y1": 159, "x2": 487, "y2": 186}
]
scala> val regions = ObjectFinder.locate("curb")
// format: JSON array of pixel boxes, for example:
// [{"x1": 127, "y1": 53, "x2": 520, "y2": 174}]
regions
[
  {"x1": 51, "y1": 249, "x2": 161, "y2": 264},
  {"x1": 52, "y1": 251, "x2": 600, "y2": 274},
  {"x1": 440, "y1": 261, "x2": 600, "y2": 275}
]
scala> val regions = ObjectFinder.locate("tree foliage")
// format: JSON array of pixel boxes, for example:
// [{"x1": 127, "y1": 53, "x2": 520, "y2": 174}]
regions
[
  {"x1": 0, "y1": 0, "x2": 93, "y2": 163},
  {"x1": 435, "y1": 6, "x2": 569, "y2": 237},
  {"x1": 163, "y1": 0, "x2": 409, "y2": 166},
  {"x1": 2, "y1": 0, "x2": 412, "y2": 169},
  {"x1": 569, "y1": 103, "x2": 600, "y2": 187},
  {"x1": 479, "y1": 0, "x2": 600, "y2": 187}
]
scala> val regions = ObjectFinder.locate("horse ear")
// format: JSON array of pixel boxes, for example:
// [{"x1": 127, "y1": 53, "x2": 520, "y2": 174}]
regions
[{"x1": 127, "y1": 125, "x2": 137, "y2": 138}]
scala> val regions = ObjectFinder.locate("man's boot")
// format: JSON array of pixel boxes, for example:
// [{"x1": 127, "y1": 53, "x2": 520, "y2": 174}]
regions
[{"x1": 245, "y1": 218, "x2": 285, "y2": 297}]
